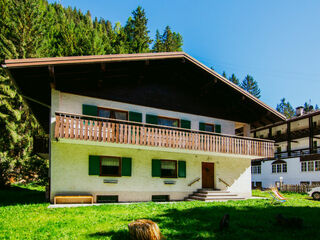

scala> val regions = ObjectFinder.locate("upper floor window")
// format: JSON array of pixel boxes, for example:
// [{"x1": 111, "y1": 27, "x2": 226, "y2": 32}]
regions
[
  {"x1": 98, "y1": 107, "x2": 128, "y2": 120},
  {"x1": 158, "y1": 116, "x2": 179, "y2": 128},
  {"x1": 272, "y1": 160, "x2": 287, "y2": 173},
  {"x1": 251, "y1": 165, "x2": 261, "y2": 174},
  {"x1": 203, "y1": 123, "x2": 215, "y2": 132}
]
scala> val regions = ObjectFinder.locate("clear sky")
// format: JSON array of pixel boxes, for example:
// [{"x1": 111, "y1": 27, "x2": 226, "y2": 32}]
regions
[{"x1": 49, "y1": 0, "x2": 320, "y2": 109}]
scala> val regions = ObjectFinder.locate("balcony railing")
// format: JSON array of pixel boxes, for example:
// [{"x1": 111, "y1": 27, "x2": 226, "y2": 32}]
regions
[{"x1": 54, "y1": 112, "x2": 274, "y2": 158}]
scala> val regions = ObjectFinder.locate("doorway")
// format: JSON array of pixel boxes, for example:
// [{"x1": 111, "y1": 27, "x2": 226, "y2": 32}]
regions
[{"x1": 202, "y1": 162, "x2": 214, "y2": 188}]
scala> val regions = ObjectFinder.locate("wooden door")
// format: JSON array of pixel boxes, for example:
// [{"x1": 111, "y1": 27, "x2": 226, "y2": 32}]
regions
[{"x1": 202, "y1": 162, "x2": 214, "y2": 188}]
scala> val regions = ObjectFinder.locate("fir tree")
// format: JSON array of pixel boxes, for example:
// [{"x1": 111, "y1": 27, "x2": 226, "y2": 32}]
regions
[
  {"x1": 228, "y1": 73, "x2": 239, "y2": 85},
  {"x1": 240, "y1": 74, "x2": 261, "y2": 98},
  {"x1": 222, "y1": 71, "x2": 227, "y2": 78},
  {"x1": 276, "y1": 98, "x2": 295, "y2": 118},
  {"x1": 125, "y1": 6, "x2": 152, "y2": 53}
]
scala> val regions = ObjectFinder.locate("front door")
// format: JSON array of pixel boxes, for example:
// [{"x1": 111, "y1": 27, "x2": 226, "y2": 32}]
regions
[{"x1": 202, "y1": 162, "x2": 214, "y2": 188}]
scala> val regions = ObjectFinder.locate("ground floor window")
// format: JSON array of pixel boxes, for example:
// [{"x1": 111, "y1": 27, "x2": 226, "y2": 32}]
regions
[
  {"x1": 272, "y1": 162, "x2": 287, "y2": 173},
  {"x1": 300, "y1": 181, "x2": 310, "y2": 185},
  {"x1": 301, "y1": 160, "x2": 320, "y2": 172},
  {"x1": 161, "y1": 160, "x2": 177, "y2": 178},
  {"x1": 251, "y1": 165, "x2": 261, "y2": 174},
  {"x1": 101, "y1": 156, "x2": 121, "y2": 176}
]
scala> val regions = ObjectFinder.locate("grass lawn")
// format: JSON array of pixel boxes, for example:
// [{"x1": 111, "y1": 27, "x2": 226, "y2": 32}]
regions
[{"x1": 1, "y1": 185, "x2": 320, "y2": 240}]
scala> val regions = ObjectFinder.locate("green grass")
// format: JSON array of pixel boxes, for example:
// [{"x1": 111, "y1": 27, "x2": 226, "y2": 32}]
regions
[{"x1": 1, "y1": 185, "x2": 320, "y2": 240}]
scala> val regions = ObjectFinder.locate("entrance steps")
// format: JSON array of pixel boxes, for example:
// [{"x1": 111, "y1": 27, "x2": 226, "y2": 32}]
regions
[{"x1": 185, "y1": 189, "x2": 245, "y2": 202}]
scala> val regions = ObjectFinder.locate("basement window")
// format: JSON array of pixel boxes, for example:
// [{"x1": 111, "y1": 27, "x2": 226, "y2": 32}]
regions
[
  {"x1": 97, "y1": 195, "x2": 118, "y2": 203},
  {"x1": 152, "y1": 195, "x2": 169, "y2": 202}
]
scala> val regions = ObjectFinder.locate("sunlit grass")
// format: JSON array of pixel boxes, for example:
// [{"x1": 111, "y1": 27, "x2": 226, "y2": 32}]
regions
[{"x1": 1, "y1": 185, "x2": 320, "y2": 239}]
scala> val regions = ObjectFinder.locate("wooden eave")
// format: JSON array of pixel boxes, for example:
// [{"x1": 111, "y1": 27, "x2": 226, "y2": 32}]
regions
[{"x1": 2, "y1": 52, "x2": 285, "y2": 132}]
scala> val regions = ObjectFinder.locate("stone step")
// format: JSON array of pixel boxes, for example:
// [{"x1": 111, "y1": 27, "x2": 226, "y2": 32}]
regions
[
  {"x1": 189, "y1": 195, "x2": 244, "y2": 201},
  {"x1": 193, "y1": 192, "x2": 238, "y2": 197},
  {"x1": 197, "y1": 189, "x2": 230, "y2": 194},
  {"x1": 185, "y1": 198, "x2": 245, "y2": 202}
]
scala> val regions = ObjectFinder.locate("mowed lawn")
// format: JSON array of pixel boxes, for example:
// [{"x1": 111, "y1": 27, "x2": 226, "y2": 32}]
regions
[{"x1": 1, "y1": 185, "x2": 320, "y2": 240}]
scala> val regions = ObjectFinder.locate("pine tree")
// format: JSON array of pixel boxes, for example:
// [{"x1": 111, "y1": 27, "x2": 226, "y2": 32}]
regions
[
  {"x1": 222, "y1": 71, "x2": 227, "y2": 78},
  {"x1": 276, "y1": 98, "x2": 295, "y2": 118},
  {"x1": 240, "y1": 75, "x2": 261, "y2": 98},
  {"x1": 228, "y1": 73, "x2": 239, "y2": 85},
  {"x1": 125, "y1": 6, "x2": 152, "y2": 53},
  {"x1": 152, "y1": 30, "x2": 163, "y2": 52}
]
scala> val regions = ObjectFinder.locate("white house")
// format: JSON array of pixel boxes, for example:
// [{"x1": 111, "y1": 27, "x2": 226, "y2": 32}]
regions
[
  {"x1": 252, "y1": 108, "x2": 320, "y2": 188},
  {"x1": 3, "y1": 52, "x2": 284, "y2": 203}
]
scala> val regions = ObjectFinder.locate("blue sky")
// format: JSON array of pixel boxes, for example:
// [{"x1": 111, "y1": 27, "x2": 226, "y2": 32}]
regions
[{"x1": 49, "y1": 0, "x2": 320, "y2": 109}]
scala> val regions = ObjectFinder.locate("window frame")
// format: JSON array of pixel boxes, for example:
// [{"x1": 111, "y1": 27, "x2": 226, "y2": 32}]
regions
[
  {"x1": 100, "y1": 156, "x2": 122, "y2": 177},
  {"x1": 97, "y1": 107, "x2": 128, "y2": 120},
  {"x1": 251, "y1": 165, "x2": 261, "y2": 174},
  {"x1": 160, "y1": 159, "x2": 178, "y2": 178},
  {"x1": 203, "y1": 123, "x2": 215, "y2": 133},
  {"x1": 157, "y1": 116, "x2": 180, "y2": 128},
  {"x1": 301, "y1": 161, "x2": 307, "y2": 172}
]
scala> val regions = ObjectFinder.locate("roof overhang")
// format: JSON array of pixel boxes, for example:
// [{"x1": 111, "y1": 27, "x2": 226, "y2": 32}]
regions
[{"x1": 2, "y1": 52, "x2": 285, "y2": 132}]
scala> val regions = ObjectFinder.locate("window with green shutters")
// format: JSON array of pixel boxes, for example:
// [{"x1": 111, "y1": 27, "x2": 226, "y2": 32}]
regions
[
  {"x1": 146, "y1": 114, "x2": 158, "y2": 124},
  {"x1": 82, "y1": 104, "x2": 98, "y2": 116},
  {"x1": 88, "y1": 155, "x2": 132, "y2": 177},
  {"x1": 215, "y1": 124, "x2": 221, "y2": 133},
  {"x1": 89, "y1": 156, "x2": 100, "y2": 175},
  {"x1": 181, "y1": 119, "x2": 191, "y2": 129},
  {"x1": 121, "y1": 157, "x2": 132, "y2": 176},
  {"x1": 152, "y1": 159, "x2": 186, "y2": 178},
  {"x1": 129, "y1": 111, "x2": 142, "y2": 122},
  {"x1": 178, "y1": 161, "x2": 186, "y2": 178},
  {"x1": 199, "y1": 122, "x2": 205, "y2": 131}
]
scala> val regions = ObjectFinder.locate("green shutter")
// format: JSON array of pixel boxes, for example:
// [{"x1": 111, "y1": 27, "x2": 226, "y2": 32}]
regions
[
  {"x1": 89, "y1": 155, "x2": 100, "y2": 175},
  {"x1": 181, "y1": 119, "x2": 191, "y2": 129},
  {"x1": 152, "y1": 159, "x2": 161, "y2": 177},
  {"x1": 215, "y1": 124, "x2": 221, "y2": 133},
  {"x1": 129, "y1": 111, "x2": 142, "y2": 122},
  {"x1": 121, "y1": 157, "x2": 132, "y2": 176},
  {"x1": 146, "y1": 114, "x2": 158, "y2": 124},
  {"x1": 199, "y1": 122, "x2": 205, "y2": 131},
  {"x1": 178, "y1": 161, "x2": 186, "y2": 178},
  {"x1": 82, "y1": 104, "x2": 98, "y2": 116}
]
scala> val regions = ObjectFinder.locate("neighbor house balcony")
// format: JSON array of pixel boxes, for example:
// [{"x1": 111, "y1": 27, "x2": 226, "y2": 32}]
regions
[{"x1": 54, "y1": 112, "x2": 274, "y2": 158}]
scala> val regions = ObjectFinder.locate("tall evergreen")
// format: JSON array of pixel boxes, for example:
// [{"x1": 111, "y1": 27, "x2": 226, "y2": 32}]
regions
[
  {"x1": 125, "y1": 6, "x2": 152, "y2": 53},
  {"x1": 240, "y1": 74, "x2": 261, "y2": 98},
  {"x1": 0, "y1": 1, "x2": 184, "y2": 186},
  {"x1": 276, "y1": 98, "x2": 295, "y2": 118},
  {"x1": 152, "y1": 26, "x2": 183, "y2": 52},
  {"x1": 228, "y1": 73, "x2": 239, "y2": 85}
]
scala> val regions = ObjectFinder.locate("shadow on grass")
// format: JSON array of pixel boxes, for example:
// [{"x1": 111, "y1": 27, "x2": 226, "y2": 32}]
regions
[
  {"x1": 0, "y1": 185, "x2": 46, "y2": 206},
  {"x1": 88, "y1": 230, "x2": 129, "y2": 239},
  {"x1": 151, "y1": 201, "x2": 320, "y2": 240}
]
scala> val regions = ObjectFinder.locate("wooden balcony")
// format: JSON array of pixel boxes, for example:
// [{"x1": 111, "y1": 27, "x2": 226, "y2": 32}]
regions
[{"x1": 54, "y1": 112, "x2": 274, "y2": 158}]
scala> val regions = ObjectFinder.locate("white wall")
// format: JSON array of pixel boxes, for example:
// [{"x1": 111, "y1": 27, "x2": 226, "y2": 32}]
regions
[
  {"x1": 51, "y1": 89, "x2": 239, "y2": 135},
  {"x1": 252, "y1": 157, "x2": 320, "y2": 187},
  {"x1": 51, "y1": 140, "x2": 252, "y2": 202}
]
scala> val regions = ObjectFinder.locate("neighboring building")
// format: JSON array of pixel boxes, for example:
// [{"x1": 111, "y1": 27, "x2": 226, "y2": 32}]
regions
[
  {"x1": 3, "y1": 52, "x2": 284, "y2": 203},
  {"x1": 251, "y1": 107, "x2": 320, "y2": 188}
]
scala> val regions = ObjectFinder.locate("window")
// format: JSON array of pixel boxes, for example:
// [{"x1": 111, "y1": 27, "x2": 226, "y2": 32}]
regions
[
  {"x1": 312, "y1": 181, "x2": 320, "y2": 186},
  {"x1": 301, "y1": 162, "x2": 307, "y2": 172},
  {"x1": 282, "y1": 164, "x2": 287, "y2": 173},
  {"x1": 272, "y1": 161, "x2": 287, "y2": 173},
  {"x1": 97, "y1": 195, "x2": 118, "y2": 203},
  {"x1": 276, "y1": 130, "x2": 281, "y2": 136},
  {"x1": 152, "y1": 195, "x2": 169, "y2": 202},
  {"x1": 251, "y1": 165, "x2": 261, "y2": 174},
  {"x1": 277, "y1": 147, "x2": 282, "y2": 153},
  {"x1": 315, "y1": 161, "x2": 320, "y2": 171},
  {"x1": 158, "y1": 116, "x2": 179, "y2": 128},
  {"x1": 204, "y1": 123, "x2": 215, "y2": 132},
  {"x1": 98, "y1": 107, "x2": 128, "y2": 120},
  {"x1": 100, "y1": 156, "x2": 121, "y2": 176},
  {"x1": 256, "y1": 182, "x2": 262, "y2": 188},
  {"x1": 308, "y1": 161, "x2": 314, "y2": 171},
  {"x1": 161, "y1": 160, "x2": 177, "y2": 178}
]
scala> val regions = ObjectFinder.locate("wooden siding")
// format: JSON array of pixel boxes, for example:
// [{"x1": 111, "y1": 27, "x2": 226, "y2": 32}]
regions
[{"x1": 54, "y1": 112, "x2": 274, "y2": 158}]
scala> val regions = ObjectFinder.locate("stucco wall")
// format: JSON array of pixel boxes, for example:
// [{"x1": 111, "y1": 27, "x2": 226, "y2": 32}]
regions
[
  {"x1": 51, "y1": 89, "x2": 240, "y2": 136},
  {"x1": 50, "y1": 141, "x2": 252, "y2": 202},
  {"x1": 252, "y1": 157, "x2": 320, "y2": 187}
]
